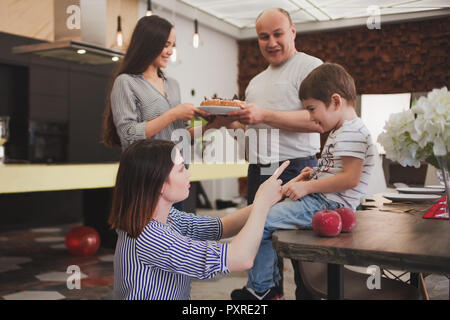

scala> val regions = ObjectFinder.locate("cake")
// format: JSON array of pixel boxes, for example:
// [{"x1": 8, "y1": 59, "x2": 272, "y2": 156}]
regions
[{"x1": 200, "y1": 97, "x2": 244, "y2": 107}]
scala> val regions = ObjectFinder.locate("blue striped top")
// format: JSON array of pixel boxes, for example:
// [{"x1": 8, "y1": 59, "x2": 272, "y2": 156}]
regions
[{"x1": 113, "y1": 208, "x2": 229, "y2": 300}]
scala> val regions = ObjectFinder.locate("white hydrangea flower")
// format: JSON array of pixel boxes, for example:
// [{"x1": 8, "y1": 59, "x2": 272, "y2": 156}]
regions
[
  {"x1": 411, "y1": 87, "x2": 450, "y2": 156},
  {"x1": 378, "y1": 87, "x2": 449, "y2": 169},
  {"x1": 377, "y1": 109, "x2": 422, "y2": 168}
]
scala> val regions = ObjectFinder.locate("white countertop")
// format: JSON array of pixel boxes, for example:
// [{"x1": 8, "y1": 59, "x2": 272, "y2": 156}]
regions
[{"x1": 0, "y1": 162, "x2": 249, "y2": 194}]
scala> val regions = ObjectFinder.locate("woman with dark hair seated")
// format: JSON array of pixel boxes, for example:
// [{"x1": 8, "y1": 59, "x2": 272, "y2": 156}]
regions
[{"x1": 109, "y1": 139, "x2": 289, "y2": 300}]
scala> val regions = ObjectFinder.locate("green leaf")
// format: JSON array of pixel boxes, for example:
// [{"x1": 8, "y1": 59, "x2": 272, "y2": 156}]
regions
[{"x1": 190, "y1": 117, "x2": 207, "y2": 127}]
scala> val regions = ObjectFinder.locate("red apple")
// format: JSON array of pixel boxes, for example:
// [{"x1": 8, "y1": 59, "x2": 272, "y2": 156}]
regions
[
  {"x1": 312, "y1": 210, "x2": 342, "y2": 237},
  {"x1": 335, "y1": 208, "x2": 356, "y2": 232}
]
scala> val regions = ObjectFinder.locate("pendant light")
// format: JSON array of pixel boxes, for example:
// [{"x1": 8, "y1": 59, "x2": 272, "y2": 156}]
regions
[
  {"x1": 170, "y1": 44, "x2": 177, "y2": 63},
  {"x1": 170, "y1": 8, "x2": 177, "y2": 63},
  {"x1": 116, "y1": 15, "x2": 123, "y2": 48},
  {"x1": 192, "y1": 19, "x2": 199, "y2": 48},
  {"x1": 146, "y1": 0, "x2": 153, "y2": 16}
]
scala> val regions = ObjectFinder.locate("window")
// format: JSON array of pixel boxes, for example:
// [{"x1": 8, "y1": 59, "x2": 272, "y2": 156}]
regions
[{"x1": 361, "y1": 93, "x2": 411, "y2": 154}]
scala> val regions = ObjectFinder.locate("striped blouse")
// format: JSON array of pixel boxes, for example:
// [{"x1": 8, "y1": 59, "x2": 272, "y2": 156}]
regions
[
  {"x1": 313, "y1": 118, "x2": 375, "y2": 209},
  {"x1": 113, "y1": 207, "x2": 229, "y2": 300},
  {"x1": 110, "y1": 73, "x2": 188, "y2": 151}
]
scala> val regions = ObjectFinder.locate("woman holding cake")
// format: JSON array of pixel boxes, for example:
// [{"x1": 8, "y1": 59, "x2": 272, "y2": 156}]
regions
[{"x1": 102, "y1": 15, "x2": 231, "y2": 152}]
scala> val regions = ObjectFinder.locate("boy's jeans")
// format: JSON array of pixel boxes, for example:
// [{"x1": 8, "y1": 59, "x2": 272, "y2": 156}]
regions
[{"x1": 247, "y1": 193, "x2": 344, "y2": 292}]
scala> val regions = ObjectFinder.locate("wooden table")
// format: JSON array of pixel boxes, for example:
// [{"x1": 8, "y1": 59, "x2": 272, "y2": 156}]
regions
[{"x1": 272, "y1": 194, "x2": 450, "y2": 299}]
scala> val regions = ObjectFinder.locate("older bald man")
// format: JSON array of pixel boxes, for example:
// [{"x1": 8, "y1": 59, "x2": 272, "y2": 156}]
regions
[{"x1": 230, "y1": 8, "x2": 323, "y2": 300}]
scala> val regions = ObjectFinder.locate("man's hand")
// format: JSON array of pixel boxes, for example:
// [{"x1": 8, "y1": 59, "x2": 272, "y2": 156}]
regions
[{"x1": 227, "y1": 103, "x2": 266, "y2": 125}]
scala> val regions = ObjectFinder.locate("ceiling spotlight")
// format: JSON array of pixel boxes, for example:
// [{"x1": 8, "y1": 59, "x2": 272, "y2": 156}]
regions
[
  {"x1": 112, "y1": 56, "x2": 120, "y2": 62},
  {"x1": 170, "y1": 45, "x2": 177, "y2": 63},
  {"x1": 77, "y1": 49, "x2": 86, "y2": 54}
]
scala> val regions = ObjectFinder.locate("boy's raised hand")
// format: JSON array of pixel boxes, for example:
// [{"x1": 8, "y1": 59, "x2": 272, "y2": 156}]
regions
[{"x1": 254, "y1": 160, "x2": 290, "y2": 207}]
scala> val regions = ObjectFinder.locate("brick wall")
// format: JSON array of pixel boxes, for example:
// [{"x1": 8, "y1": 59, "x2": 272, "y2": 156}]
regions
[{"x1": 238, "y1": 17, "x2": 450, "y2": 98}]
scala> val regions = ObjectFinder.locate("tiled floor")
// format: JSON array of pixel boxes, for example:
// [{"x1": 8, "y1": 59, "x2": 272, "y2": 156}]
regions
[
  {"x1": 0, "y1": 208, "x2": 448, "y2": 300},
  {"x1": 0, "y1": 223, "x2": 115, "y2": 300}
]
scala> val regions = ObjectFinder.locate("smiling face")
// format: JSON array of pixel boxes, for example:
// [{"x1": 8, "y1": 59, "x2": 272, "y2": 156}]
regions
[
  {"x1": 160, "y1": 148, "x2": 190, "y2": 204},
  {"x1": 256, "y1": 9, "x2": 297, "y2": 67},
  {"x1": 152, "y1": 28, "x2": 175, "y2": 69},
  {"x1": 302, "y1": 96, "x2": 341, "y2": 133}
]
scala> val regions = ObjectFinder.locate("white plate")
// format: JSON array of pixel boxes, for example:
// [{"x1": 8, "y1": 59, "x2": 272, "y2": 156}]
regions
[
  {"x1": 396, "y1": 187, "x2": 445, "y2": 195},
  {"x1": 425, "y1": 184, "x2": 445, "y2": 189},
  {"x1": 198, "y1": 106, "x2": 240, "y2": 115},
  {"x1": 383, "y1": 193, "x2": 441, "y2": 202}
]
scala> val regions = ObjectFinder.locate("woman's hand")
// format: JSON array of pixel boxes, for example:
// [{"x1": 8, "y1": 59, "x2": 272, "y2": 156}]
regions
[
  {"x1": 171, "y1": 103, "x2": 209, "y2": 121},
  {"x1": 194, "y1": 108, "x2": 212, "y2": 119},
  {"x1": 254, "y1": 160, "x2": 290, "y2": 207},
  {"x1": 226, "y1": 160, "x2": 289, "y2": 272}
]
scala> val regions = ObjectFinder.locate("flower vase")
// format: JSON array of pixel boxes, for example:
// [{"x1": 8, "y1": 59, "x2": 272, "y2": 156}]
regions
[{"x1": 436, "y1": 156, "x2": 450, "y2": 220}]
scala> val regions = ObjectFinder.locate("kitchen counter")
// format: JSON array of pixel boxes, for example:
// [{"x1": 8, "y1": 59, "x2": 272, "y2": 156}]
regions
[{"x1": 0, "y1": 162, "x2": 249, "y2": 194}]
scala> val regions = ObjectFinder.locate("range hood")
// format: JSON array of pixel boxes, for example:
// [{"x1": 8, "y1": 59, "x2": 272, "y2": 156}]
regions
[
  {"x1": 12, "y1": 0, "x2": 125, "y2": 65},
  {"x1": 12, "y1": 39, "x2": 124, "y2": 65}
]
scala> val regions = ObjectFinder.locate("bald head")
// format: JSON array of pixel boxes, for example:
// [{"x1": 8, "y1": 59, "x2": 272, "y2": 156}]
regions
[
  {"x1": 255, "y1": 8, "x2": 297, "y2": 66},
  {"x1": 256, "y1": 8, "x2": 292, "y2": 26}
]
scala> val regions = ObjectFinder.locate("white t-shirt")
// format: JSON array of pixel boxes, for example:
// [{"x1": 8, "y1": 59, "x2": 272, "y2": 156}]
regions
[
  {"x1": 245, "y1": 52, "x2": 323, "y2": 163},
  {"x1": 312, "y1": 118, "x2": 376, "y2": 209}
]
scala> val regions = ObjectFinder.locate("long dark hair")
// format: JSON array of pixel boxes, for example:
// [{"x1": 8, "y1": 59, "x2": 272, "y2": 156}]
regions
[
  {"x1": 102, "y1": 15, "x2": 173, "y2": 147},
  {"x1": 108, "y1": 139, "x2": 177, "y2": 238}
]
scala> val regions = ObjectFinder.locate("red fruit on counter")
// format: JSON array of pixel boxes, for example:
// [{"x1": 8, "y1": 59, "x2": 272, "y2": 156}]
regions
[
  {"x1": 65, "y1": 226, "x2": 101, "y2": 257},
  {"x1": 312, "y1": 210, "x2": 342, "y2": 237},
  {"x1": 335, "y1": 208, "x2": 357, "y2": 232}
]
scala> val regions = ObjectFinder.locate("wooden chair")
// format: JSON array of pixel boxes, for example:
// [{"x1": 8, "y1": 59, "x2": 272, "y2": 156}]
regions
[{"x1": 297, "y1": 261, "x2": 428, "y2": 300}]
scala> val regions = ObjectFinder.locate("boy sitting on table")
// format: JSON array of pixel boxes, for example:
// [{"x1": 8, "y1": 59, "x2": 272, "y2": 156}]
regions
[{"x1": 231, "y1": 63, "x2": 376, "y2": 300}]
